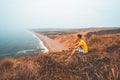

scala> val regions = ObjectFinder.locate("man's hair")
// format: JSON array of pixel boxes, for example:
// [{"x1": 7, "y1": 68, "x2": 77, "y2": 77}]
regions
[{"x1": 77, "y1": 34, "x2": 82, "y2": 39}]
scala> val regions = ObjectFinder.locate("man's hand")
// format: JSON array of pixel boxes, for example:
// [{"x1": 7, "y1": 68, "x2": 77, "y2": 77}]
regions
[
  {"x1": 69, "y1": 45, "x2": 78, "y2": 49},
  {"x1": 72, "y1": 45, "x2": 79, "y2": 49}
]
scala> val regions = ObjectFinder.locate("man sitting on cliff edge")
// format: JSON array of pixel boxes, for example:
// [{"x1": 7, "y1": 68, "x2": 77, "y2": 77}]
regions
[{"x1": 65, "y1": 34, "x2": 88, "y2": 61}]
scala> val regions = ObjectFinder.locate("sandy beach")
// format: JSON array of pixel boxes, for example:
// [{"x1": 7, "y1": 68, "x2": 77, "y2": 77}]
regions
[{"x1": 34, "y1": 32, "x2": 68, "y2": 52}]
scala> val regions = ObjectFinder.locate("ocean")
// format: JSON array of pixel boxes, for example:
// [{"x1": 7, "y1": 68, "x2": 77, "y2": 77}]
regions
[{"x1": 0, "y1": 28, "x2": 48, "y2": 59}]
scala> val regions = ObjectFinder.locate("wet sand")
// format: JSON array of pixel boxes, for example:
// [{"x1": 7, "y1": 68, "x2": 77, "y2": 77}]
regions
[{"x1": 34, "y1": 32, "x2": 68, "y2": 52}]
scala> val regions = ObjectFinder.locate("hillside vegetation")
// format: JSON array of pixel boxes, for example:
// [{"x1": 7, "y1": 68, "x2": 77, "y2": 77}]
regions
[{"x1": 0, "y1": 30, "x2": 120, "y2": 80}]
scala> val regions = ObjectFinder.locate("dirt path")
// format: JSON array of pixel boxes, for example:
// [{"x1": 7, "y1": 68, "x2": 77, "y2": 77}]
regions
[{"x1": 34, "y1": 32, "x2": 68, "y2": 52}]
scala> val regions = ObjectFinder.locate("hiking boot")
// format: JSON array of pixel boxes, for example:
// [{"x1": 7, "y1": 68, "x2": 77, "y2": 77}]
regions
[{"x1": 65, "y1": 57, "x2": 71, "y2": 62}]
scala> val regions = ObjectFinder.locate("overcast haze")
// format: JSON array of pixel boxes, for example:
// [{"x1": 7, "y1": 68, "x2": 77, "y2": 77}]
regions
[{"x1": 0, "y1": 0, "x2": 120, "y2": 29}]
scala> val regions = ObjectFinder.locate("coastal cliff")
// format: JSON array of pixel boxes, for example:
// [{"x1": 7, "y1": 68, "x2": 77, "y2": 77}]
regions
[{"x1": 0, "y1": 28, "x2": 120, "y2": 80}]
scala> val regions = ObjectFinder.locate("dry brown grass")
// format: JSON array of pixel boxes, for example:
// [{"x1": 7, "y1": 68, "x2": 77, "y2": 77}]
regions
[
  {"x1": 0, "y1": 55, "x2": 119, "y2": 80},
  {"x1": 0, "y1": 52, "x2": 119, "y2": 80},
  {"x1": 30, "y1": 52, "x2": 120, "y2": 80},
  {"x1": 87, "y1": 34, "x2": 120, "y2": 54}
]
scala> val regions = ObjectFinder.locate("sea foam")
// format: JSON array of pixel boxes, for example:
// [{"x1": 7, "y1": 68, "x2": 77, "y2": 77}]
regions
[{"x1": 26, "y1": 30, "x2": 49, "y2": 53}]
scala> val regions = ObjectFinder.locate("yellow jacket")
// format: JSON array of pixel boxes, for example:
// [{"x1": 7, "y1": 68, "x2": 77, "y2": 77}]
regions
[{"x1": 77, "y1": 39, "x2": 88, "y2": 53}]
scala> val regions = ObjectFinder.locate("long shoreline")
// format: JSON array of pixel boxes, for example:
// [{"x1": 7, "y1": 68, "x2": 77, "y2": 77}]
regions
[
  {"x1": 31, "y1": 32, "x2": 49, "y2": 53},
  {"x1": 33, "y1": 32, "x2": 68, "y2": 52}
]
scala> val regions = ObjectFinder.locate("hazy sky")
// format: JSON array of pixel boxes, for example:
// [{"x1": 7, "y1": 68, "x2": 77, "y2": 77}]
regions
[{"x1": 0, "y1": 0, "x2": 120, "y2": 29}]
